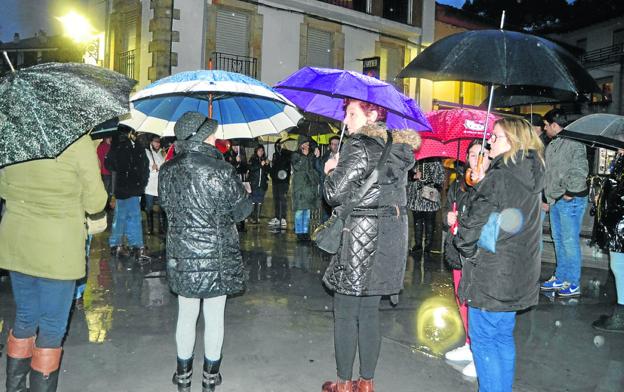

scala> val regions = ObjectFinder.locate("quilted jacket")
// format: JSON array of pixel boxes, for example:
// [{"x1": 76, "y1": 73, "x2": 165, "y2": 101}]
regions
[
  {"x1": 592, "y1": 154, "x2": 624, "y2": 253},
  {"x1": 159, "y1": 140, "x2": 253, "y2": 298},
  {"x1": 322, "y1": 123, "x2": 420, "y2": 296}
]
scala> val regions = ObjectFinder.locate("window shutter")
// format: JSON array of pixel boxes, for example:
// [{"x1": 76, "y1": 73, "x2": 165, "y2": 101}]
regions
[
  {"x1": 306, "y1": 28, "x2": 332, "y2": 68},
  {"x1": 216, "y1": 10, "x2": 250, "y2": 57}
]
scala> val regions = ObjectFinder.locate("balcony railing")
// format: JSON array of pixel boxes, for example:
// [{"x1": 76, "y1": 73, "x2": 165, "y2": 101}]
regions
[
  {"x1": 213, "y1": 52, "x2": 258, "y2": 78},
  {"x1": 581, "y1": 43, "x2": 624, "y2": 68},
  {"x1": 115, "y1": 50, "x2": 135, "y2": 80},
  {"x1": 317, "y1": 0, "x2": 369, "y2": 13}
]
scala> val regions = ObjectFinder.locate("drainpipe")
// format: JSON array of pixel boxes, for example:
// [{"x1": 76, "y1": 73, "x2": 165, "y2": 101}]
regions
[{"x1": 169, "y1": 0, "x2": 174, "y2": 76}]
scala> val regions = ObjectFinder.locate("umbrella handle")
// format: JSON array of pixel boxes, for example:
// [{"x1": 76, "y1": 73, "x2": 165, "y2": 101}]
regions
[
  {"x1": 338, "y1": 123, "x2": 347, "y2": 150},
  {"x1": 465, "y1": 153, "x2": 484, "y2": 186}
]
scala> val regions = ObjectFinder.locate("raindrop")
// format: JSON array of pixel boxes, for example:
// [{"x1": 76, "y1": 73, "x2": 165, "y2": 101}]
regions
[
  {"x1": 303, "y1": 295, "x2": 308, "y2": 300},
  {"x1": 324, "y1": 305, "x2": 329, "y2": 310},
  {"x1": 288, "y1": 284, "x2": 292, "y2": 287},
  {"x1": 594, "y1": 335, "x2": 605, "y2": 347},
  {"x1": 555, "y1": 320, "x2": 561, "y2": 328}
]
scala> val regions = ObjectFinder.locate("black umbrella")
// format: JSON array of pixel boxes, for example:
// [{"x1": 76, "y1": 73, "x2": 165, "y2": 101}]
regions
[
  {"x1": 398, "y1": 29, "x2": 599, "y2": 94},
  {"x1": 480, "y1": 86, "x2": 587, "y2": 108},
  {"x1": 0, "y1": 59, "x2": 135, "y2": 168},
  {"x1": 90, "y1": 117, "x2": 120, "y2": 139},
  {"x1": 559, "y1": 114, "x2": 624, "y2": 151},
  {"x1": 289, "y1": 119, "x2": 337, "y2": 137}
]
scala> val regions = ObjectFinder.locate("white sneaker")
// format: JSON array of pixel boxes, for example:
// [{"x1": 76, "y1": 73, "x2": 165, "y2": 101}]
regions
[
  {"x1": 280, "y1": 218, "x2": 287, "y2": 229},
  {"x1": 462, "y1": 361, "x2": 477, "y2": 378},
  {"x1": 444, "y1": 343, "x2": 473, "y2": 361},
  {"x1": 268, "y1": 218, "x2": 280, "y2": 226}
]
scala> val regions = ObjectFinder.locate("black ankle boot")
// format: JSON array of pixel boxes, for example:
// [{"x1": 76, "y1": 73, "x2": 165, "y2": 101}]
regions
[
  {"x1": 202, "y1": 357, "x2": 222, "y2": 392},
  {"x1": 593, "y1": 304, "x2": 624, "y2": 333},
  {"x1": 172, "y1": 356, "x2": 193, "y2": 392}
]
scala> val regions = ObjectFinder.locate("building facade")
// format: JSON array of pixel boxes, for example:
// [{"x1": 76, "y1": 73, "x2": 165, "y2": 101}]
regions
[
  {"x1": 105, "y1": 0, "x2": 436, "y2": 110},
  {"x1": 551, "y1": 16, "x2": 624, "y2": 116}
]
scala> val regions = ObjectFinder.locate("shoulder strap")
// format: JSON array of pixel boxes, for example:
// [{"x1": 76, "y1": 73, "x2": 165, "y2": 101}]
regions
[{"x1": 337, "y1": 131, "x2": 393, "y2": 218}]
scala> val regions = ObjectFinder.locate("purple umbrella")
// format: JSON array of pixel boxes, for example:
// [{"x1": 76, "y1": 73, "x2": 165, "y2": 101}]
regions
[{"x1": 274, "y1": 67, "x2": 431, "y2": 132}]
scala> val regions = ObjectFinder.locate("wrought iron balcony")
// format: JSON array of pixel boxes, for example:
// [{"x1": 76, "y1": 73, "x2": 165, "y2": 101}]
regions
[
  {"x1": 581, "y1": 43, "x2": 624, "y2": 68},
  {"x1": 115, "y1": 50, "x2": 135, "y2": 80},
  {"x1": 213, "y1": 52, "x2": 258, "y2": 78}
]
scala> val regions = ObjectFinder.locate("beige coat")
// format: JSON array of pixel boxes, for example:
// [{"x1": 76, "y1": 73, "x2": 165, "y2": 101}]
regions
[{"x1": 0, "y1": 135, "x2": 107, "y2": 280}]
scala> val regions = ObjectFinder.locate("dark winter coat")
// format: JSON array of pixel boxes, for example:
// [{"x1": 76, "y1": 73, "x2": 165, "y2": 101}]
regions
[
  {"x1": 322, "y1": 123, "x2": 421, "y2": 296},
  {"x1": 291, "y1": 141, "x2": 320, "y2": 211},
  {"x1": 454, "y1": 151, "x2": 545, "y2": 312},
  {"x1": 105, "y1": 137, "x2": 149, "y2": 200},
  {"x1": 270, "y1": 148, "x2": 292, "y2": 186},
  {"x1": 593, "y1": 154, "x2": 624, "y2": 253},
  {"x1": 406, "y1": 159, "x2": 445, "y2": 212},
  {"x1": 248, "y1": 155, "x2": 269, "y2": 192},
  {"x1": 158, "y1": 140, "x2": 253, "y2": 298},
  {"x1": 443, "y1": 177, "x2": 476, "y2": 269}
]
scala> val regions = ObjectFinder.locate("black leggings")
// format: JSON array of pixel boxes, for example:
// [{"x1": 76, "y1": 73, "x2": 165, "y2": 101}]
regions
[{"x1": 333, "y1": 293, "x2": 382, "y2": 380}]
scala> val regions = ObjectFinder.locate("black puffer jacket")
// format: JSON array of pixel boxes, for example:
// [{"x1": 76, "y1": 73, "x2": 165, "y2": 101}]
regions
[
  {"x1": 593, "y1": 154, "x2": 624, "y2": 252},
  {"x1": 248, "y1": 155, "x2": 269, "y2": 192},
  {"x1": 443, "y1": 177, "x2": 476, "y2": 269},
  {"x1": 105, "y1": 136, "x2": 149, "y2": 200},
  {"x1": 159, "y1": 140, "x2": 253, "y2": 298},
  {"x1": 322, "y1": 123, "x2": 420, "y2": 296},
  {"x1": 454, "y1": 151, "x2": 545, "y2": 312}
]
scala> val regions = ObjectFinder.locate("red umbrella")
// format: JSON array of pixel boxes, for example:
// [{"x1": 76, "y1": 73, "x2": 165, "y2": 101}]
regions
[
  {"x1": 425, "y1": 108, "x2": 498, "y2": 142},
  {"x1": 415, "y1": 138, "x2": 473, "y2": 162}
]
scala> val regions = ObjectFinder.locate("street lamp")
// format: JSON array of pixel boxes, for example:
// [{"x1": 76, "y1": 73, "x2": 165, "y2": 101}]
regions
[{"x1": 57, "y1": 11, "x2": 103, "y2": 65}]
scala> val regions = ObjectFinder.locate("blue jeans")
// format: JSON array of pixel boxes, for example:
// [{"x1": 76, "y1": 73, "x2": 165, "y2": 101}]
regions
[
  {"x1": 10, "y1": 272, "x2": 76, "y2": 348},
  {"x1": 550, "y1": 197, "x2": 587, "y2": 285},
  {"x1": 144, "y1": 194, "x2": 158, "y2": 212},
  {"x1": 109, "y1": 196, "x2": 144, "y2": 247},
  {"x1": 469, "y1": 307, "x2": 517, "y2": 392},
  {"x1": 251, "y1": 189, "x2": 266, "y2": 204},
  {"x1": 294, "y1": 209, "x2": 310, "y2": 234},
  {"x1": 610, "y1": 251, "x2": 624, "y2": 305}
]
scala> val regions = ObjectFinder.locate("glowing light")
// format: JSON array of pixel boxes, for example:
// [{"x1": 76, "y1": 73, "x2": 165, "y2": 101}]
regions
[
  {"x1": 57, "y1": 11, "x2": 97, "y2": 43},
  {"x1": 415, "y1": 297, "x2": 464, "y2": 356}
]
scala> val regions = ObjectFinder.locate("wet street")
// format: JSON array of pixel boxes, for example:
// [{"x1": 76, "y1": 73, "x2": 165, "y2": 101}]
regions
[{"x1": 1, "y1": 216, "x2": 624, "y2": 392}]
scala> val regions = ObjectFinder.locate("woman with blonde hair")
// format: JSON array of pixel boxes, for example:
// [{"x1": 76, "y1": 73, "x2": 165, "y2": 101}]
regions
[{"x1": 454, "y1": 118, "x2": 544, "y2": 391}]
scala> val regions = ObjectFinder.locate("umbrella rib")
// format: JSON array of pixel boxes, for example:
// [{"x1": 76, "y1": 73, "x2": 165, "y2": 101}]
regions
[{"x1": 18, "y1": 77, "x2": 53, "y2": 151}]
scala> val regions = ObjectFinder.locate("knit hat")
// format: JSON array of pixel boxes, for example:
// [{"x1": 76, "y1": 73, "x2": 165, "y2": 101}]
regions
[{"x1": 173, "y1": 111, "x2": 218, "y2": 142}]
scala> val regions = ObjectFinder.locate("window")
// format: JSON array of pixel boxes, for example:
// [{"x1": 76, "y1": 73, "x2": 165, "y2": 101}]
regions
[
  {"x1": 383, "y1": 0, "x2": 412, "y2": 24},
  {"x1": 216, "y1": 9, "x2": 250, "y2": 57},
  {"x1": 306, "y1": 28, "x2": 332, "y2": 68},
  {"x1": 614, "y1": 28, "x2": 624, "y2": 46}
]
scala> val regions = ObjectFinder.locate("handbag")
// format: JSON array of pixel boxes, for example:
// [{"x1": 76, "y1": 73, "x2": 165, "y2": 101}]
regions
[
  {"x1": 312, "y1": 132, "x2": 393, "y2": 254},
  {"x1": 86, "y1": 211, "x2": 108, "y2": 235},
  {"x1": 477, "y1": 212, "x2": 501, "y2": 253},
  {"x1": 421, "y1": 185, "x2": 440, "y2": 203}
]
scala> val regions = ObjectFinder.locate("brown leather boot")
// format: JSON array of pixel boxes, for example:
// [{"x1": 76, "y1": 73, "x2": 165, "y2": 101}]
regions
[
  {"x1": 6, "y1": 330, "x2": 35, "y2": 392},
  {"x1": 321, "y1": 380, "x2": 353, "y2": 392},
  {"x1": 356, "y1": 378, "x2": 374, "y2": 392},
  {"x1": 29, "y1": 346, "x2": 62, "y2": 392}
]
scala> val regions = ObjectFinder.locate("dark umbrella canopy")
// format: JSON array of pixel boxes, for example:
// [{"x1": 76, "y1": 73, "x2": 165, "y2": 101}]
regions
[
  {"x1": 0, "y1": 62, "x2": 135, "y2": 167},
  {"x1": 560, "y1": 114, "x2": 624, "y2": 151},
  {"x1": 398, "y1": 30, "x2": 599, "y2": 94},
  {"x1": 481, "y1": 85, "x2": 587, "y2": 108}
]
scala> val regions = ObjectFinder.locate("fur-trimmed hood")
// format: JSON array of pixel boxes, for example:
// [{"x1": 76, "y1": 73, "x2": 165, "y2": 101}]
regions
[{"x1": 358, "y1": 122, "x2": 421, "y2": 151}]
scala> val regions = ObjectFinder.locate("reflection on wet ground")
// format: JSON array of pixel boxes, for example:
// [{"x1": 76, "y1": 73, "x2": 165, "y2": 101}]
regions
[{"x1": 1, "y1": 221, "x2": 623, "y2": 391}]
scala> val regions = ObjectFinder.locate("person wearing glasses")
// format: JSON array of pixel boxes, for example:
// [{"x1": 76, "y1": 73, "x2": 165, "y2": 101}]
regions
[{"x1": 454, "y1": 118, "x2": 545, "y2": 391}]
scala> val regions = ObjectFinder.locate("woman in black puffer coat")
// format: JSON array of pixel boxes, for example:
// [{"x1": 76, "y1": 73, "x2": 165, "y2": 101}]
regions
[
  {"x1": 320, "y1": 99, "x2": 420, "y2": 392},
  {"x1": 159, "y1": 112, "x2": 252, "y2": 392}
]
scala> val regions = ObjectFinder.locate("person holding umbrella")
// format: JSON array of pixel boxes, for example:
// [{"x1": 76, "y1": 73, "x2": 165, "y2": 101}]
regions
[
  {"x1": 291, "y1": 137, "x2": 320, "y2": 241},
  {"x1": 443, "y1": 139, "x2": 491, "y2": 378},
  {"x1": 248, "y1": 145, "x2": 270, "y2": 224},
  {"x1": 159, "y1": 112, "x2": 252, "y2": 392},
  {"x1": 454, "y1": 118, "x2": 545, "y2": 392},
  {"x1": 321, "y1": 99, "x2": 420, "y2": 392}
]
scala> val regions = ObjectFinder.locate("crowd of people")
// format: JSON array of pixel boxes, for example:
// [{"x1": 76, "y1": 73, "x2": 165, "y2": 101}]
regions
[{"x1": 1, "y1": 103, "x2": 623, "y2": 392}]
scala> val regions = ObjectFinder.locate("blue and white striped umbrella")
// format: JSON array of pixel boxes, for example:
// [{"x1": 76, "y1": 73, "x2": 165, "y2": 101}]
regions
[{"x1": 121, "y1": 70, "x2": 302, "y2": 138}]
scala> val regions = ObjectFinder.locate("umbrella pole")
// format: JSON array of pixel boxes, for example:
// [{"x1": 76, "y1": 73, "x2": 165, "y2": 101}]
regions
[
  {"x1": 2, "y1": 51, "x2": 15, "y2": 73},
  {"x1": 338, "y1": 123, "x2": 347, "y2": 150}
]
